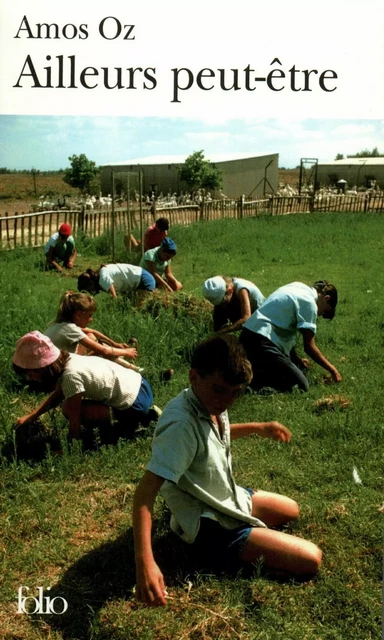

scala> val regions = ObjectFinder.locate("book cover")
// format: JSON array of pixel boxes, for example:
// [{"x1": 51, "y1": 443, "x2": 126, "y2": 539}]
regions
[{"x1": 0, "y1": 1, "x2": 383, "y2": 639}]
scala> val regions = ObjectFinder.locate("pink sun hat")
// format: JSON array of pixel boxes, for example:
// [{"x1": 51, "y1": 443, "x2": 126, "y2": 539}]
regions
[{"x1": 13, "y1": 331, "x2": 60, "y2": 369}]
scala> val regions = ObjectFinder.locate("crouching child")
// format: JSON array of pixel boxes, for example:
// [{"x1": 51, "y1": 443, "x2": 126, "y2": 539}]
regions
[
  {"x1": 133, "y1": 334, "x2": 322, "y2": 607},
  {"x1": 13, "y1": 331, "x2": 159, "y2": 443}
]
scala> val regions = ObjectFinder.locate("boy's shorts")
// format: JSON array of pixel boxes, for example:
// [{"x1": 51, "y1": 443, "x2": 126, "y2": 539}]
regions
[
  {"x1": 112, "y1": 377, "x2": 153, "y2": 428},
  {"x1": 191, "y1": 488, "x2": 255, "y2": 566},
  {"x1": 137, "y1": 269, "x2": 156, "y2": 291}
]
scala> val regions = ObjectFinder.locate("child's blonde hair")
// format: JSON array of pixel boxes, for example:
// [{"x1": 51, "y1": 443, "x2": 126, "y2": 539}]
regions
[{"x1": 56, "y1": 291, "x2": 97, "y2": 323}]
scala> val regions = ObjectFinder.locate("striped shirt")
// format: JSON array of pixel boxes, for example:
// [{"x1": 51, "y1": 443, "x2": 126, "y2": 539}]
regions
[{"x1": 60, "y1": 353, "x2": 141, "y2": 409}]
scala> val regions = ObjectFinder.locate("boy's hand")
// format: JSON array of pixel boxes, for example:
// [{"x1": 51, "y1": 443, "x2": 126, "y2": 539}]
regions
[
  {"x1": 125, "y1": 347, "x2": 138, "y2": 360},
  {"x1": 331, "y1": 368, "x2": 343, "y2": 383},
  {"x1": 262, "y1": 421, "x2": 292, "y2": 443},
  {"x1": 15, "y1": 413, "x2": 35, "y2": 427},
  {"x1": 136, "y1": 560, "x2": 167, "y2": 606}
]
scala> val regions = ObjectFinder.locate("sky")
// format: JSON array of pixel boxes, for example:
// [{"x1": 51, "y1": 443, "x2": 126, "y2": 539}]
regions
[{"x1": 1, "y1": 115, "x2": 383, "y2": 171}]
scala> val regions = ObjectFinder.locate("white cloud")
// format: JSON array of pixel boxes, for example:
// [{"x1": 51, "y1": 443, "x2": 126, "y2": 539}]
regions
[
  {"x1": 184, "y1": 132, "x2": 231, "y2": 142},
  {"x1": 331, "y1": 124, "x2": 375, "y2": 137}
]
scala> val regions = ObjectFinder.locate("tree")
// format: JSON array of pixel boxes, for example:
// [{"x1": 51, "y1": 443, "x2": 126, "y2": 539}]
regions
[
  {"x1": 179, "y1": 151, "x2": 222, "y2": 193},
  {"x1": 335, "y1": 153, "x2": 344, "y2": 160},
  {"x1": 63, "y1": 154, "x2": 100, "y2": 194},
  {"x1": 347, "y1": 147, "x2": 383, "y2": 158}
]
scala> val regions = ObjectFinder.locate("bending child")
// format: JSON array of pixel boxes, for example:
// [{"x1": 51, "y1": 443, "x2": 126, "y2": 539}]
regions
[
  {"x1": 44, "y1": 223, "x2": 77, "y2": 272},
  {"x1": 139, "y1": 237, "x2": 182, "y2": 293},
  {"x1": 240, "y1": 280, "x2": 342, "y2": 392},
  {"x1": 13, "y1": 331, "x2": 159, "y2": 442},
  {"x1": 202, "y1": 276, "x2": 265, "y2": 333},
  {"x1": 133, "y1": 334, "x2": 322, "y2": 607},
  {"x1": 78, "y1": 263, "x2": 156, "y2": 299},
  {"x1": 44, "y1": 291, "x2": 142, "y2": 372},
  {"x1": 125, "y1": 217, "x2": 170, "y2": 252}
]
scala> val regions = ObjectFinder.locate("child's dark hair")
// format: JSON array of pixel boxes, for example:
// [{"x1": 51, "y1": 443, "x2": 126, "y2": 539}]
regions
[
  {"x1": 155, "y1": 217, "x2": 169, "y2": 231},
  {"x1": 313, "y1": 280, "x2": 338, "y2": 319},
  {"x1": 13, "y1": 351, "x2": 70, "y2": 388},
  {"x1": 191, "y1": 334, "x2": 253, "y2": 386},
  {"x1": 78, "y1": 267, "x2": 102, "y2": 293},
  {"x1": 56, "y1": 291, "x2": 97, "y2": 323}
]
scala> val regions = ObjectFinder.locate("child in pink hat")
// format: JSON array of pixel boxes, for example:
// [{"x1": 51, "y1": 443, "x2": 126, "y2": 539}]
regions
[{"x1": 13, "y1": 331, "x2": 159, "y2": 442}]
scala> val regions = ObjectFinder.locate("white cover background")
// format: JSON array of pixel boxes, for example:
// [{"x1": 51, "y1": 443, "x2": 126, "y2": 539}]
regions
[{"x1": 0, "y1": 0, "x2": 383, "y2": 119}]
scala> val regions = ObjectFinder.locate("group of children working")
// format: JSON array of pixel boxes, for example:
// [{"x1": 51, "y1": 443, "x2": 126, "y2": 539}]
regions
[
  {"x1": 202, "y1": 275, "x2": 342, "y2": 392},
  {"x1": 14, "y1": 218, "x2": 344, "y2": 606},
  {"x1": 45, "y1": 218, "x2": 182, "y2": 295}
]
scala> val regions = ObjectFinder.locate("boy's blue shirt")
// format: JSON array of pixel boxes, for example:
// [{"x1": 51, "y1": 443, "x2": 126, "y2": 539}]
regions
[{"x1": 147, "y1": 386, "x2": 266, "y2": 544}]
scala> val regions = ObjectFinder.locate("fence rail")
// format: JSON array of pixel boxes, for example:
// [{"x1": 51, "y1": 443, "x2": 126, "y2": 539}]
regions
[{"x1": 1, "y1": 193, "x2": 383, "y2": 250}]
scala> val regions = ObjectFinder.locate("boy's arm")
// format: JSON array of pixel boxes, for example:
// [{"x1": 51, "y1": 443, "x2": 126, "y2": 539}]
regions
[
  {"x1": 61, "y1": 392, "x2": 84, "y2": 439},
  {"x1": 79, "y1": 335, "x2": 137, "y2": 360},
  {"x1": 133, "y1": 470, "x2": 167, "y2": 606},
  {"x1": 66, "y1": 248, "x2": 77, "y2": 268},
  {"x1": 301, "y1": 329, "x2": 342, "y2": 382},
  {"x1": 290, "y1": 347, "x2": 310, "y2": 369},
  {"x1": 82, "y1": 327, "x2": 129, "y2": 349},
  {"x1": 146, "y1": 261, "x2": 173, "y2": 292},
  {"x1": 230, "y1": 421, "x2": 291, "y2": 442},
  {"x1": 108, "y1": 284, "x2": 118, "y2": 298},
  {"x1": 46, "y1": 246, "x2": 62, "y2": 272},
  {"x1": 16, "y1": 385, "x2": 64, "y2": 426},
  {"x1": 219, "y1": 288, "x2": 252, "y2": 334}
]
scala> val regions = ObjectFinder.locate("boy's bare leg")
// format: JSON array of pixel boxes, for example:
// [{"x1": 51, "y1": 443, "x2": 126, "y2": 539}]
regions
[
  {"x1": 79, "y1": 401, "x2": 111, "y2": 423},
  {"x1": 238, "y1": 490, "x2": 322, "y2": 576},
  {"x1": 124, "y1": 234, "x2": 140, "y2": 250},
  {"x1": 239, "y1": 527, "x2": 322, "y2": 576},
  {"x1": 251, "y1": 490, "x2": 299, "y2": 527}
]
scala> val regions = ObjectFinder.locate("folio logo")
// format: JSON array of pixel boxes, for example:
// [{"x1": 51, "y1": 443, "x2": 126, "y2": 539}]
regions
[{"x1": 17, "y1": 586, "x2": 68, "y2": 615}]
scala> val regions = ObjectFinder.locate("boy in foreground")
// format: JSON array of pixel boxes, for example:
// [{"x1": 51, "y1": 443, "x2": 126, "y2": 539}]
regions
[{"x1": 133, "y1": 335, "x2": 322, "y2": 606}]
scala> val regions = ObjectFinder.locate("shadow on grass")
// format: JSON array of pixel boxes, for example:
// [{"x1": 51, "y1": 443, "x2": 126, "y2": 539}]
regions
[
  {"x1": 1, "y1": 416, "x2": 157, "y2": 465},
  {"x1": 28, "y1": 520, "x2": 304, "y2": 639},
  {"x1": 28, "y1": 526, "x2": 219, "y2": 640}
]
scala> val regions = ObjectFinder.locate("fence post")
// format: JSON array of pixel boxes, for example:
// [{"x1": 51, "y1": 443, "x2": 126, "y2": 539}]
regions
[
  {"x1": 199, "y1": 198, "x2": 204, "y2": 221},
  {"x1": 239, "y1": 195, "x2": 244, "y2": 220},
  {"x1": 78, "y1": 207, "x2": 85, "y2": 233},
  {"x1": 13, "y1": 217, "x2": 18, "y2": 249}
]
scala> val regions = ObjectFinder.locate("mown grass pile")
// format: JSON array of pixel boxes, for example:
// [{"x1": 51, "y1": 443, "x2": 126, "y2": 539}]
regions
[{"x1": 0, "y1": 212, "x2": 382, "y2": 639}]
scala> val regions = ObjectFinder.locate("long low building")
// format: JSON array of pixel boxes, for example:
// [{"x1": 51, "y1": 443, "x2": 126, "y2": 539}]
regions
[
  {"x1": 101, "y1": 152, "x2": 279, "y2": 199},
  {"x1": 317, "y1": 158, "x2": 384, "y2": 189}
]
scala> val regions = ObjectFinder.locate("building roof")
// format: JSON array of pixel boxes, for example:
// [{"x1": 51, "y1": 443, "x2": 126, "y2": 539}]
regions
[
  {"x1": 319, "y1": 157, "x2": 384, "y2": 166},
  {"x1": 104, "y1": 152, "x2": 278, "y2": 167}
]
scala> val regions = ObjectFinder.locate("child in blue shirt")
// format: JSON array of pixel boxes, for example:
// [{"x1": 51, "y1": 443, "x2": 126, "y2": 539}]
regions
[
  {"x1": 133, "y1": 334, "x2": 322, "y2": 606},
  {"x1": 240, "y1": 280, "x2": 342, "y2": 392}
]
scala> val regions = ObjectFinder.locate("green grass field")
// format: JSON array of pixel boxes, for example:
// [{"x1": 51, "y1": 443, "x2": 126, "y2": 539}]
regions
[{"x1": 0, "y1": 212, "x2": 382, "y2": 639}]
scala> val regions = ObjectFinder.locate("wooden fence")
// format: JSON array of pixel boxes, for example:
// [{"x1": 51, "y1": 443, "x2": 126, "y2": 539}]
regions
[
  {"x1": 313, "y1": 192, "x2": 384, "y2": 213},
  {"x1": 1, "y1": 193, "x2": 383, "y2": 250}
]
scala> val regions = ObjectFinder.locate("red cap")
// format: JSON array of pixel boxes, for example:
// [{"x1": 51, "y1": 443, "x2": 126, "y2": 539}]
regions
[{"x1": 59, "y1": 223, "x2": 71, "y2": 236}]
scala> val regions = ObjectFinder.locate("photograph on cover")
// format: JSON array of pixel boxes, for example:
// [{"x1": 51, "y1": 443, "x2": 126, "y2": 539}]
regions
[{"x1": 0, "y1": 0, "x2": 383, "y2": 638}]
